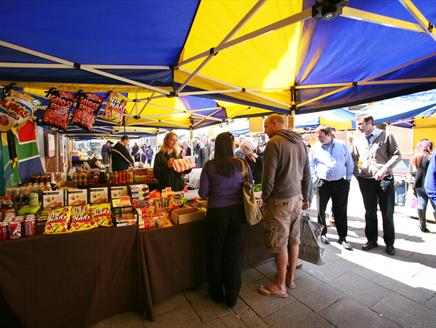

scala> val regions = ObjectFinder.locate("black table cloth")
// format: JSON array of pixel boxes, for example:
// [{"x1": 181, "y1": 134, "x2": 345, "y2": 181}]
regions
[{"x1": 0, "y1": 226, "x2": 139, "y2": 328}]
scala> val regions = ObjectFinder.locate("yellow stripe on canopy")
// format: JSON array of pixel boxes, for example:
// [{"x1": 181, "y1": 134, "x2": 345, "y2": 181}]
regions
[
  {"x1": 125, "y1": 92, "x2": 196, "y2": 128},
  {"x1": 414, "y1": 116, "x2": 436, "y2": 128},
  {"x1": 320, "y1": 117, "x2": 352, "y2": 131},
  {"x1": 17, "y1": 83, "x2": 172, "y2": 94},
  {"x1": 177, "y1": 0, "x2": 304, "y2": 108},
  {"x1": 216, "y1": 100, "x2": 271, "y2": 119}
]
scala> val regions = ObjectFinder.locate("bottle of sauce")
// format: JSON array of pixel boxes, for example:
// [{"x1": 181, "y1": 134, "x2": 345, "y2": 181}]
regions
[{"x1": 3, "y1": 196, "x2": 16, "y2": 221}]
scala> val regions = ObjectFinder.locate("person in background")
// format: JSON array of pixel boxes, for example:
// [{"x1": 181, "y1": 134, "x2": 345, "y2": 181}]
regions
[
  {"x1": 352, "y1": 114, "x2": 401, "y2": 256},
  {"x1": 111, "y1": 135, "x2": 134, "y2": 172},
  {"x1": 154, "y1": 132, "x2": 191, "y2": 191},
  {"x1": 101, "y1": 140, "x2": 112, "y2": 165},
  {"x1": 131, "y1": 142, "x2": 140, "y2": 162},
  {"x1": 86, "y1": 154, "x2": 106, "y2": 170},
  {"x1": 181, "y1": 141, "x2": 192, "y2": 157},
  {"x1": 411, "y1": 139, "x2": 435, "y2": 232},
  {"x1": 198, "y1": 132, "x2": 251, "y2": 308},
  {"x1": 145, "y1": 145, "x2": 154, "y2": 166},
  {"x1": 425, "y1": 150, "x2": 436, "y2": 210},
  {"x1": 259, "y1": 114, "x2": 310, "y2": 297},
  {"x1": 193, "y1": 139, "x2": 201, "y2": 166},
  {"x1": 140, "y1": 144, "x2": 147, "y2": 163},
  {"x1": 197, "y1": 137, "x2": 211, "y2": 168},
  {"x1": 235, "y1": 140, "x2": 262, "y2": 184},
  {"x1": 309, "y1": 126, "x2": 354, "y2": 250}
]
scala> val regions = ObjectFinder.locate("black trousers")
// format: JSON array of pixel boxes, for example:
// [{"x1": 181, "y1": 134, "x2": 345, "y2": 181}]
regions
[
  {"x1": 206, "y1": 204, "x2": 245, "y2": 307},
  {"x1": 317, "y1": 179, "x2": 350, "y2": 240},
  {"x1": 357, "y1": 176, "x2": 395, "y2": 246}
]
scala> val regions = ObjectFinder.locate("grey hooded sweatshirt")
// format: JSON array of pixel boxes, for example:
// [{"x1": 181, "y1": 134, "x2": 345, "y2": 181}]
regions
[{"x1": 262, "y1": 129, "x2": 310, "y2": 202}]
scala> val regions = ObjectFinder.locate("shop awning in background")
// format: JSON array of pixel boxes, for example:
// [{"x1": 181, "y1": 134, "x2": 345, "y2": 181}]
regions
[
  {"x1": 0, "y1": 0, "x2": 435, "y2": 129},
  {"x1": 358, "y1": 102, "x2": 436, "y2": 127},
  {"x1": 295, "y1": 108, "x2": 356, "y2": 130}
]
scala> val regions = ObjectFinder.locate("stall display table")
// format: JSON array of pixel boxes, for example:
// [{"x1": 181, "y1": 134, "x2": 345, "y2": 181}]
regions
[
  {"x1": 139, "y1": 220, "x2": 271, "y2": 320},
  {"x1": 0, "y1": 220, "x2": 271, "y2": 326},
  {"x1": 0, "y1": 226, "x2": 140, "y2": 328}
]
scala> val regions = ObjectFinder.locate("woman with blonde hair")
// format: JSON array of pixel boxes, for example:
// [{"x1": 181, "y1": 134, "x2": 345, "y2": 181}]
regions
[
  {"x1": 410, "y1": 139, "x2": 435, "y2": 232},
  {"x1": 153, "y1": 132, "x2": 191, "y2": 191}
]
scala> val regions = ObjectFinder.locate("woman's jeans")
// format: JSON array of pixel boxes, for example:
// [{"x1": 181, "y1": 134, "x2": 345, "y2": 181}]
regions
[{"x1": 416, "y1": 188, "x2": 436, "y2": 213}]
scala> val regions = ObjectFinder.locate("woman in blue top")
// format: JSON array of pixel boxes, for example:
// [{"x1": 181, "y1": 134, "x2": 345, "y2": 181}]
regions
[
  {"x1": 425, "y1": 150, "x2": 436, "y2": 221},
  {"x1": 199, "y1": 132, "x2": 252, "y2": 308},
  {"x1": 411, "y1": 139, "x2": 435, "y2": 232}
]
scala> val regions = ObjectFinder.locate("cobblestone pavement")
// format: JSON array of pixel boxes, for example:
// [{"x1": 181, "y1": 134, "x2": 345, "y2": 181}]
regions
[{"x1": 94, "y1": 178, "x2": 436, "y2": 327}]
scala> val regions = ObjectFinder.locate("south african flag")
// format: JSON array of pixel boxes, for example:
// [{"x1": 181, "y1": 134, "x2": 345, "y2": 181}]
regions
[{"x1": 0, "y1": 121, "x2": 44, "y2": 195}]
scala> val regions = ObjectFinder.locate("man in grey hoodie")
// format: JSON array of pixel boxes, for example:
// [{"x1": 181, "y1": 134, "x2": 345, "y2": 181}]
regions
[{"x1": 258, "y1": 114, "x2": 310, "y2": 298}]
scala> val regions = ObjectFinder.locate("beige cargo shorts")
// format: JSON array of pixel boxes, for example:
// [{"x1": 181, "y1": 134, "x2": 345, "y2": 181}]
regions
[{"x1": 262, "y1": 194, "x2": 302, "y2": 253}]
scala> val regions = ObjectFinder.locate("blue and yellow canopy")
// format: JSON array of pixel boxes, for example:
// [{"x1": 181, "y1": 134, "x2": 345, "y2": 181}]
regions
[{"x1": 0, "y1": 0, "x2": 435, "y2": 131}]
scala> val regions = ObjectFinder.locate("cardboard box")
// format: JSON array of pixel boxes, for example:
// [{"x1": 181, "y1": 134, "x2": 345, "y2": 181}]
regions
[
  {"x1": 89, "y1": 187, "x2": 109, "y2": 204},
  {"x1": 190, "y1": 200, "x2": 207, "y2": 209},
  {"x1": 171, "y1": 207, "x2": 205, "y2": 225},
  {"x1": 129, "y1": 184, "x2": 149, "y2": 192},
  {"x1": 43, "y1": 190, "x2": 64, "y2": 208},
  {"x1": 112, "y1": 196, "x2": 132, "y2": 208},
  {"x1": 66, "y1": 189, "x2": 88, "y2": 206},
  {"x1": 110, "y1": 186, "x2": 128, "y2": 198}
]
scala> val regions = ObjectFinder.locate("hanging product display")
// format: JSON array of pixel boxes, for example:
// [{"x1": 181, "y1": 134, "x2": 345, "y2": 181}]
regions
[
  {"x1": 71, "y1": 92, "x2": 104, "y2": 132},
  {"x1": 43, "y1": 89, "x2": 76, "y2": 130},
  {"x1": 102, "y1": 92, "x2": 126, "y2": 126},
  {"x1": 0, "y1": 87, "x2": 39, "y2": 132}
]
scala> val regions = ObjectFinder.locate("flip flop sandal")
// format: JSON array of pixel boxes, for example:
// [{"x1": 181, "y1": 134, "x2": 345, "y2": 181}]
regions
[
  {"x1": 286, "y1": 281, "x2": 297, "y2": 289},
  {"x1": 258, "y1": 285, "x2": 288, "y2": 298}
]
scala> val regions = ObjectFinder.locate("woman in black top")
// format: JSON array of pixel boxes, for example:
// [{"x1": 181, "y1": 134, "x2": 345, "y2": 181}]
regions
[
  {"x1": 410, "y1": 139, "x2": 435, "y2": 232},
  {"x1": 153, "y1": 132, "x2": 191, "y2": 191}
]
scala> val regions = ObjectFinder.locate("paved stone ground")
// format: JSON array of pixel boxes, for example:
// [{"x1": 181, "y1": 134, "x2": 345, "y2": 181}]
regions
[{"x1": 93, "y1": 179, "x2": 436, "y2": 327}]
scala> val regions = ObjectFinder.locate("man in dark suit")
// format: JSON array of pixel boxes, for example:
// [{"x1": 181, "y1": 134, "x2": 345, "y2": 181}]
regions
[{"x1": 111, "y1": 135, "x2": 134, "y2": 172}]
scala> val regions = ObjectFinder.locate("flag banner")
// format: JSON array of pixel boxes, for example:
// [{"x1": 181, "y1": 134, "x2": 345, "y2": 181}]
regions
[
  {"x1": 16, "y1": 121, "x2": 45, "y2": 182},
  {"x1": 1, "y1": 131, "x2": 20, "y2": 190}
]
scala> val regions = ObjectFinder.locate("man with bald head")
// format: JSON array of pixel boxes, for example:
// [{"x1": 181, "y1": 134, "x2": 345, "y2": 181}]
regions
[{"x1": 258, "y1": 114, "x2": 310, "y2": 298}]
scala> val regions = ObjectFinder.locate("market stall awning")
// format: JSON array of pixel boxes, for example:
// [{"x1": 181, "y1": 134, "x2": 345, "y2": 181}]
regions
[
  {"x1": 358, "y1": 102, "x2": 436, "y2": 127},
  {"x1": 295, "y1": 108, "x2": 356, "y2": 130},
  {"x1": 0, "y1": 0, "x2": 435, "y2": 125}
]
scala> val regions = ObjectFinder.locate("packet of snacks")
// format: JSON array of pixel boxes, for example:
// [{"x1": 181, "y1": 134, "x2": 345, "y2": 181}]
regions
[
  {"x1": 71, "y1": 92, "x2": 104, "y2": 132},
  {"x1": 0, "y1": 88, "x2": 39, "y2": 131},
  {"x1": 43, "y1": 89, "x2": 76, "y2": 130},
  {"x1": 90, "y1": 203, "x2": 113, "y2": 227},
  {"x1": 101, "y1": 91, "x2": 126, "y2": 125},
  {"x1": 44, "y1": 206, "x2": 72, "y2": 234},
  {"x1": 69, "y1": 205, "x2": 98, "y2": 232}
]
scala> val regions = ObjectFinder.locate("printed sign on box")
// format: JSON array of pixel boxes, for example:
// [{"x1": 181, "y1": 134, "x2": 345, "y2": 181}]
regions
[
  {"x1": 89, "y1": 187, "x2": 109, "y2": 204},
  {"x1": 66, "y1": 189, "x2": 88, "y2": 206},
  {"x1": 111, "y1": 186, "x2": 128, "y2": 198},
  {"x1": 43, "y1": 191, "x2": 64, "y2": 209}
]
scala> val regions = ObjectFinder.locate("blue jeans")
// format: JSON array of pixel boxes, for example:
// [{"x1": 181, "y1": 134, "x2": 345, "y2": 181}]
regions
[{"x1": 415, "y1": 188, "x2": 436, "y2": 212}]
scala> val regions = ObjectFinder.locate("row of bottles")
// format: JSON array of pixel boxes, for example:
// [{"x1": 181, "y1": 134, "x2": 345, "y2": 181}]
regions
[{"x1": 70, "y1": 170, "x2": 134, "y2": 186}]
